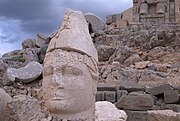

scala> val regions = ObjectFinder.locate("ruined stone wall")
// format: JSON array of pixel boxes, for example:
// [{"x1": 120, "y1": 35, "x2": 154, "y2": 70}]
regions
[
  {"x1": 132, "y1": 0, "x2": 180, "y2": 24},
  {"x1": 175, "y1": 0, "x2": 180, "y2": 23},
  {"x1": 106, "y1": 0, "x2": 180, "y2": 29}
]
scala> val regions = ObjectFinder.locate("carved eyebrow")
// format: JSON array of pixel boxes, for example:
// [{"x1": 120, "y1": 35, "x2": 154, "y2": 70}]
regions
[{"x1": 62, "y1": 66, "x2": 83, "y2": 76}]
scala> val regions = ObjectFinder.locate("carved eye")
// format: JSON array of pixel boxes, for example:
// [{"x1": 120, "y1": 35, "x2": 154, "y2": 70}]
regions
[
  {"x1": 43, "y1": 66, "x2": 53, "y2": 76},
  {"x1": 62, "y1": 66, "x2": 82, "y2": 76}
]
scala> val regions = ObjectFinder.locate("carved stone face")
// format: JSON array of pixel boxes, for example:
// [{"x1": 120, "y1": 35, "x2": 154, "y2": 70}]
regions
[{"x1": 42, "y1": 50, "x2": 97, "y2": 114}]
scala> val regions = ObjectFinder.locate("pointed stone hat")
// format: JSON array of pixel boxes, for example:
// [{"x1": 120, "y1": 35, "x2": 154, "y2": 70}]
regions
[{"x1": 47, "y1": 9, "x2": 98, "y2": 63}]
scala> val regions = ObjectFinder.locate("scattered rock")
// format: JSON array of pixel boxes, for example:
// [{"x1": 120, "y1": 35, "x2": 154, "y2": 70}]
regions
[
  {"x1": 171, "y1": 62, "x2": 180, "y2": 69},
  {"x1": 146, "y1": 83, "x2": 173, "y2": 96},
  {"x1": 109, "y1": 46, "x2": 135, "y2": 64},
  {"x1": 22, "y1": 39, "x2": 36, "y2": 49},
  {"x1": 0, "y1": 59, "x2": 8, "y2": 77},
  {"x1": 155, "y1": 64, "x2": 168, "y2": 72},
  {"x1": 95, "y1": 101, "x2": 127, "y2": 121},
  {"x1": 162, "y1": 104, "x2": 180, "y2": 112},
  {"x1": 126, "y1": 111, "x2": 148, "y2": 121},
  {"x1": 123, "y1": 54, "x2": 142, "y2": 66},
  {"x1": 35, "y1": 33, "x2": 48, "y2": 47},
  {"x1": 147, "y1": 110, "x2": 180, "y2": 121},
  {"x1": 135, "y1": 61, "x2": 151, "y2": 69},
  {"x1": 97, "y1": 45, "x2": 116, "y2": 62},
  {"x1": 21, "y1": 48, "x2": 39, "y2": 64}
]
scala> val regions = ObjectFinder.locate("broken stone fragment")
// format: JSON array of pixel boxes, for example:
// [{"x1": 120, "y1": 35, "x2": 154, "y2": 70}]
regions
[
  {"x1": 3, "y1": 61, "x2": 42, "y2": 84},
  {"x1": 135, "y1": 61, "x2": 151, "y2": 69},
  {"x1": 145, "y1": 83, "x2": 173, "y2": 96},
  {"x1": 147, "y1": 110, "x2": 180, "y2": 121},
  {"x1": 116, "y1": 93, "x2": 154, "y2": 111},
  {"x1": 164, "y1": 90, "x2": 179, "y2": 104},
  {"x1": 0, "y1": 59, "x2": 8, "y2": 77},
  {"x1": 36, "y1": 33, "x2": 49, "y2": 47},
  {"x1": 0, "y1": 88, "x2": 12, "y2": 121},
  {"x1": 85, "y1": 12, "x2": 106, "y2": 33},
  {"x1": 95, "y1": 101, "x2": 127, "y2": 121},
  {"x1": 126, "y1": 111, "x2": 148, "y2": 121},
  {"x1": 22, "y1": 39, "x2": 36, "y2": 49}
]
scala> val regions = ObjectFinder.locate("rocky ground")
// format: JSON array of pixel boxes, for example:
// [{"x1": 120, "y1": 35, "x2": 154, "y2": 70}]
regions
[{"x1": 0, "y1": 13, "x2": 180, "y2": 121}]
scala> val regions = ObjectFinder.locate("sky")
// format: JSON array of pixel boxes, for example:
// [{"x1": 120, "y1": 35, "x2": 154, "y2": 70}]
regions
[{"x1": 0, "y1": 0, "x2": 132, "y2": 57}]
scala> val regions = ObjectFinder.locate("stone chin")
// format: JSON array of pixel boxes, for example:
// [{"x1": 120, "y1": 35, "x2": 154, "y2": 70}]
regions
[{"x1": 45, "y1": 96, "x2": 93, "y2": 114}]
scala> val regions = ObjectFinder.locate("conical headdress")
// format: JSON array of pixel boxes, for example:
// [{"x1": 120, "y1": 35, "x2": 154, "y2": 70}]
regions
[{"x1": 47, "y1": 9, "x2": 98, "y2": 63}]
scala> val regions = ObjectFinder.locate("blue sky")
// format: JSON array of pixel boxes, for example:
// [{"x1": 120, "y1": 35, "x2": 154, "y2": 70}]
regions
[{"x1": 0, "y1": 0, "x2": 132, "y2": 57}]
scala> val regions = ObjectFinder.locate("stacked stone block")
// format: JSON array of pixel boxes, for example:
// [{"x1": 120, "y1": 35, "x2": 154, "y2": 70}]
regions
[{"x1": 96, "y1": 83, "x2": 180, "y2": 121}]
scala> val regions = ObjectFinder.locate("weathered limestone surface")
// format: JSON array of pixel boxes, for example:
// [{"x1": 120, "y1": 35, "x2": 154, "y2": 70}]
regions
[
  {"x1": 164, "y1": 90, "x2": 179, "y2": 104},
  {"x1": 36, "y1": 33, "x2": 49, "y2": 47},
  {"x1": 135, "y1": 61, "x2": 151, "y2": 69},
  {"x1": 116, "y1": 93, "x2": 154, "y2": 111},
  {"x1": 0, "y1": 88, "x2": 12, "y2": 121},
  {"x1": 147, "y1": 110, "x2": 180, "y2": 121},
  {"x1": 95, "y1": 101, "x2": 127, "y2": 121},
  {"x1": 126, "y1": 111, "x2": 148, "y2": 121},
  {"x1": 3, "y1": 61, "x2": 42, "y2": 84},
  {"x1": 42, "y1": 9, "x2": 98, "y2": 121},
  {"x1": 5, "y1": 95, "x2": 45, "y2": 121},
  {"x1": 146, "y1": 83, "x2": 173, "y2": 96},
  {"x1": 21, "y1": 48, "x2": 39, "y2": 63},
  {"x1": 162, "y1": 104, "x2": 180, "y2": 112},
  {"x1": 85, "y1": 13, "x2": 106, "y2": 33}
]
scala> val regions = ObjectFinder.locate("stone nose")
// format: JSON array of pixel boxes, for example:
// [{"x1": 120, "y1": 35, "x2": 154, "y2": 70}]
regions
[{"x1": 52, "y1": 73, "x2": 65, "y2": 88}]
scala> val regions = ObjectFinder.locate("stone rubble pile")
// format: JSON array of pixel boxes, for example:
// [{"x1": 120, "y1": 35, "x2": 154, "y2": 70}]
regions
[{"x1": 96, "y1": 83, "x2": 180, "y2": 121}]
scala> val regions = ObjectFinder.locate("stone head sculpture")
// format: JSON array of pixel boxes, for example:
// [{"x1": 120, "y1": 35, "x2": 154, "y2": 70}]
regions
[{"x1": 42, "y1": 9, "x2": 98, "y2": 121}]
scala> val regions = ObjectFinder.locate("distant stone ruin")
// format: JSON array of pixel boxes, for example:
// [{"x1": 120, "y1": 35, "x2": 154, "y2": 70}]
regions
[
  {"x1": 107, "y1": 0, "x2": 180, "y2": 28},
  {"x1": 133, "y1": 0, "x2": 180, "y2": 23}
]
